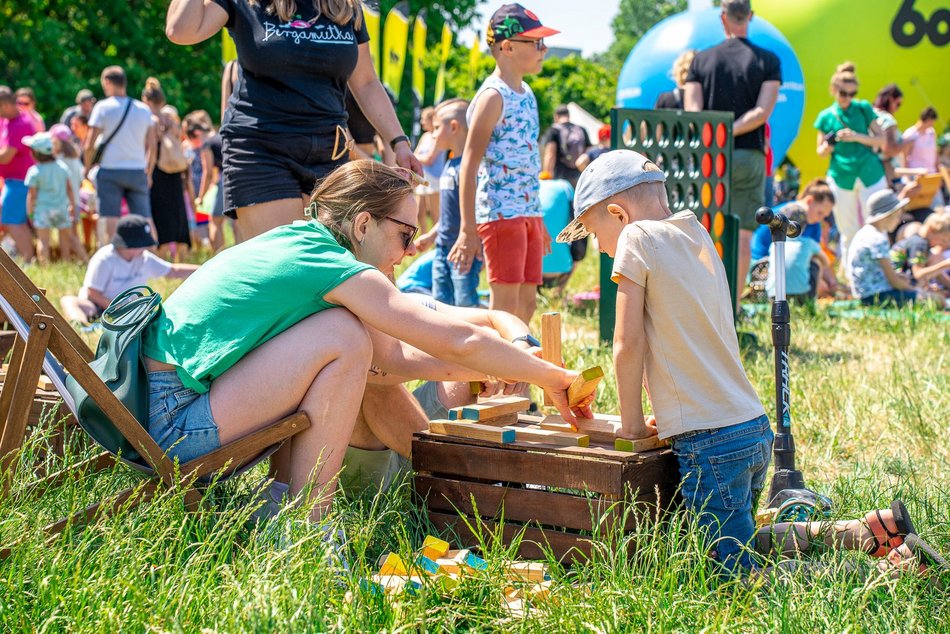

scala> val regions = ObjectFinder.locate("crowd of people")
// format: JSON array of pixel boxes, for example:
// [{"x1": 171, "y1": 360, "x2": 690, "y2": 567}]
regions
[{"x1": 0, "y1": 0, "x2": 946, "y2": 580}]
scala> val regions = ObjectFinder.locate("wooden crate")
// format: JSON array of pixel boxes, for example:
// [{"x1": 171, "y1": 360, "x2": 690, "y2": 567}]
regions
[{"x1": 412, "y1": 417, "x2": 680, "y2": 564}]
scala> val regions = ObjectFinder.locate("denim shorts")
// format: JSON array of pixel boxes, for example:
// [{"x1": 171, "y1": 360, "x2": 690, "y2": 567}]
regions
[
  {"x1": 95, "y1": 168, "x2": 151, "y2": 218},
  {"x1": 671, "y1": 414, "x2": 773, "y2": 573},
  {"x1": 147, "y1": 371, "x2": 220, "y2": 464}
]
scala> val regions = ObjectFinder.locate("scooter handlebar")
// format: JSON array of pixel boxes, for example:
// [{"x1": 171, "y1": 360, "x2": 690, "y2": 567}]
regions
[{"x1": 755, "y1": 206, "x2": 802, "y2": 239}]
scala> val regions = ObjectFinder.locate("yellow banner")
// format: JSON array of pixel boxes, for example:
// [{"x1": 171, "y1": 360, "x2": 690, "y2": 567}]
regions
[
  {"x1": 434, "y1": 22, "x2": 453, "y2": 104},
  {"x1": 362, "y1": 2, "x2": 381, "y2": 75},
  {"x1": 222, "y1": 29, "x2": 237, "y2": 64},
  {"x1": 411, "y1": 10, "x2": 428, "y2": 102},
  {"x1": 382, "y1": 2, "x2": 411, "y2": 97},
  {"x1": 469, "y1": 32, "x2": 482, "y2": 93}
]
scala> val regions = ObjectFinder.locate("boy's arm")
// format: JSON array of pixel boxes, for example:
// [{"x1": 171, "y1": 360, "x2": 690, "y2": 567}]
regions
[
  {"x1": 166, "y1": 263, "x2": 200, "y2": 279},
  {"x1": 911, "y1": 257, "x2": 950, "y2": 283},
  {"x1": 613, "y1": 276, "x2": 656, "y2": 440},
  {"x1": 85, "y1": 287, "x2": 112, "y2": 311},
  {"x1": 66, "y1": 179, "x2": 76, "y2": 218},
  {"x1": 414, "y1": 226, "x2": 437, "y2": 252},
  {"x1": 449, "y1": 89, "x2": 502, "y2": 275},
  {"x1": 879, "y1": 258, "x2": 915, "y2": 291},
  {"x1": 26, "y1": 187, "x2": 36, "y2": 218}
]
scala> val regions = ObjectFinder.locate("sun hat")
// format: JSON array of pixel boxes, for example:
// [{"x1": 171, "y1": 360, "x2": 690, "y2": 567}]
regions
[
  {"x1": 556, "y1": 150, "x2": 666, "y2": 243},
  {"x1": 112, "y1": 215, "x2": 157, "y2": 249},
  {"x1": 49, "y1": 123, "x2": 73, "y2": 143},
  {"x1": 23, "y1": 132, "x2": 54, "y2": 155},
  {"x1": 865, "y1": 189, "x2": 910, "y2": 224},
  {"x1": 75, "y1": 89, "x2": 95, "y2": 104},
  {"x1": 486, "y1": 4, "x2": 559, "y2": 46}
]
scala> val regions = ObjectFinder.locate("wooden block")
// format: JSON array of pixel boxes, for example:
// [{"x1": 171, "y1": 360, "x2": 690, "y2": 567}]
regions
[
  {"x1": 504, "y1": 426, "x2": 589, "y2": 447},
  {"x1": 371, "y1": 574, "x2": 421, "y2": 595},
  {"x1": 434, "y1": 557, "x2": 464, "y2": 575},
  {"x1": 462, "y1": 551, "x2": 488, "y2": 571},
  {"x1": 567, "y1": 366, "x2": 603, "y2": 407},
  {"x1": 450, "y1": 396, "x2": 530, "y2": 421},
  {"x1": 473, "y1": 412, "x2": 519, "y2": 427},
  {"x1": 429, "y1": 420, "x2": 515, "y2": 444},
  {"x1": 505, "y1": 561, "x2": 547, "y2": 582},
  {"x1": 614, "y1": 436, "x2": 669, "y2": 453},
  {"x1": 469, "y1": 381, "x2": 483, "y2": 396},
  {"x1": 379, "y1": 552, "x2": 408, "y2": 576},
  {"x1": 37, "y1": 376, "x2": 55, "y2": 391},
  {"x1": 415, "y1": 555, "x2": 441, "y2": 576},
  {"x1": 525, "y1": 580, "x2": 553, "y2": 601},
  {"x1": 541, "y1": 312, "x2": 562, "y2": 407},
  {"x1": 421, "y1": 535, "x2": 450, "y2": 560},
  {"x1": 540, "y1": 416, "x2": 621, "y2": 445}
]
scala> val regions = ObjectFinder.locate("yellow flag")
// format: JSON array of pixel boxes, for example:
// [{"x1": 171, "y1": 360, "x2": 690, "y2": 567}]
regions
[
  {"x1": 411, "y1": 10, "x2": 428, "y2": 103},
  {"x1": 362, "y1": 2, "x2": 381, "y2": 75},
  {"x1": 468, "y1": 32, "x2": 482, "y2": 93},
  {"x1": 222, "y1": 29, "x2": 237, "y2": 64},
  {"x1": 382, "y1": 2, "x2": 411, "y2": 97},
  {"x1": 433, "y1": 22, "x2": 453, "y2": 104}
]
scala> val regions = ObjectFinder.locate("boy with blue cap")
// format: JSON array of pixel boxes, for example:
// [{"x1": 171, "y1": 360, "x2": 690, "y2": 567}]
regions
[{"x1": 557, "y1": 150, "x2": 771, "y2": 573}]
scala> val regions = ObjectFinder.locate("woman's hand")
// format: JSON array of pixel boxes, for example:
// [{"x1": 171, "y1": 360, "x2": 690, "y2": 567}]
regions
[
  {"x1": 836, "y1": 128, "x2": 856, "y2": 142},
  {"x1": 394, "y1": 140, "x2": 423, "y2": 176}
]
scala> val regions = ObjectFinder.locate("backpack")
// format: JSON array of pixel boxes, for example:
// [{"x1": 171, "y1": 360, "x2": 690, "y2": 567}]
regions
[
  {"x1": 156, "y1": 114, "x2": 189, "y2": 174},
  {"x1": 553, "y1": 122, "x2": 588, "y2": 168}
]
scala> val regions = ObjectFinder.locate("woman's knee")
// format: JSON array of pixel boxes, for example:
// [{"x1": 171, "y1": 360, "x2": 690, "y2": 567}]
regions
[{"x1": 306, "y1": 308, "x2": 372, "y2": 360}]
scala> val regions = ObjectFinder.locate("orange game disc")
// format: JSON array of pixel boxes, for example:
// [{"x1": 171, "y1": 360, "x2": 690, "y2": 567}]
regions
[
  {"x1": 713, "y1": 211, "x2": 725, "y2": 237},
  {"x1": 715, "y1": 183, "x2": 726, "y2": 207},
  {"x1": 715, "y1": 153, "x2": 726, "y2": 178},
  {"x1": 716, "y1": 123, "x2": 727, "y2": 148},
  {"x1": 701, "y1": 153, "x2": 712, "y2": 178},
  {"x1": 715, "y1": 241, "x2": 724, "y2": 258},
  {"x1": 702, "y1": 122, "x2": 713, "y2": 147},
  {"x1": 701, "y1": 183, "x2": 712, "y2": 208}
]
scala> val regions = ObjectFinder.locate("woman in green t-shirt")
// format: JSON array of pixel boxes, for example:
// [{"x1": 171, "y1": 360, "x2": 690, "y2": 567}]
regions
[
  {"x1": 142, "y1": 160, "x2": 589, "y2": 522},
  {"x1": 814, "y1": 62, "x2": 886, "y2": 262}
]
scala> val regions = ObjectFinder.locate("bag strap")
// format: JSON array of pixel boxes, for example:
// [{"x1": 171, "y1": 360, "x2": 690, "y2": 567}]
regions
[
  {"x1": 96, "y1": 98, "x2": 134, "y2": 160},
  {"x1": 100, "y1": 286, "x2": 161, "y2": 333}
]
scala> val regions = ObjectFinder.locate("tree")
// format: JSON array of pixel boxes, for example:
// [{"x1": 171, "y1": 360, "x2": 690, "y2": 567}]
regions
[{"x1": 597, "y1": 0, "x2": 686, "y2": 77}]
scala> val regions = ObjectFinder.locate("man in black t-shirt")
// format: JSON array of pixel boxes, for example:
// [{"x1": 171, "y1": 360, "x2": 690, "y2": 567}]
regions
[
  {"x1": 684, "y1": 0, "x2": 781, "y2": 307},
  {"x1": 541, "y1": 105, "x2": 590, "y2": 187}
]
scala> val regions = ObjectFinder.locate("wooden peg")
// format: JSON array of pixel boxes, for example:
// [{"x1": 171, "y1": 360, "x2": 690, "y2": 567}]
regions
[{"x1": 540, "y1": 312, "x2": 562, "y2": 406}]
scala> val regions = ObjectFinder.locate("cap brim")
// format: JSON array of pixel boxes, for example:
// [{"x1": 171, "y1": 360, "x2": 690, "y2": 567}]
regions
[
  {"x1": 520, "y1": 26, "x2": 560, "y2": 39},
  {"x1": 867, "y1": 197, "x2": 911, "y2": 223},
  {"x1": 556, "y1": 214, "x2": 590, "y2": 243}
]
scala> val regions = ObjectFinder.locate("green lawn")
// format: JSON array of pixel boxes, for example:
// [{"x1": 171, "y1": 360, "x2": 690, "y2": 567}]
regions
[{"x1": 1, "y1": 253, "x2": 948, "y2": 632}]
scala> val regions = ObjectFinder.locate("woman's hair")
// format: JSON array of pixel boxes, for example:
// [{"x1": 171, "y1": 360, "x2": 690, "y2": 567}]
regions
[
  {"x1": 249, "y1": 0, "x2": 362, "y2": 28},
  {"x1": 311, "y1": 160, "x2": 414, "y2": 249},
  {"x1": 30, "y1": 148, "x2": 54, "y2": 163},
  {"x1": 15, "y1": 87, "x2": 36, "y2": 103},
  {"x1": 673, "y1": 50, "x2": 696, "y2": 88},
  {"x1": 53, "y1": 136, "x2": 79, "y2": 159},
  {"x1": 873, "y1": 83, "x2": 903, "y2": 110},
  {"x1": 182, "y1": 111, "x2": 213, "y2": 138},
  {"x1": 830, "y1": 61, "x2": 858, "y2": 91},
  {"x1": 798, "y1": 178, "x2": 835, "y2": 204},
  {"x1": 141, "y1": 77, "x2": 166, "y2": 106}
]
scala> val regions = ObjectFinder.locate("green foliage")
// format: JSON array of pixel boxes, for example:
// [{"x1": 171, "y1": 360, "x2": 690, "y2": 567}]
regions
[
  {"x1": 0, "y1": 2, "x2": 223, "y2": 123},
  {"x1": 596, "y1": 0, "x2": 687, "y2": 78},
  {"x1": 527, "y1": 55, "x2": 617, "y2": 126}
]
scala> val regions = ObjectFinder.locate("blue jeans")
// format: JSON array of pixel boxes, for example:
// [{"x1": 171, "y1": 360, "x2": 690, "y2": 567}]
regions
[
  {"x1": 860, "y1": 289, "x2": 916, "y2": 307},
  {"x1": 670, "y1": 415, "x2": 773, "y2": 573},
  {"x1": 432, "y1": 244, "x2": 482, "y2": 307},
  {"x1": 147, "y1": 371, "x2": 220, "y2": 464}
]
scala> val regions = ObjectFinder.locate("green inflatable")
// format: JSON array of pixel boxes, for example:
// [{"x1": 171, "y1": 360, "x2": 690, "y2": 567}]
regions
[{"x1": 756, "y1": 0, "x2": 948, "y2": 182}]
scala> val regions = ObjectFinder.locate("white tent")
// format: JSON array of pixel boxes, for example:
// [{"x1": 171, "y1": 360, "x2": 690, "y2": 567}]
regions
[{"x1": 566, "y1": 102, "x2": 607, "y2": 144}]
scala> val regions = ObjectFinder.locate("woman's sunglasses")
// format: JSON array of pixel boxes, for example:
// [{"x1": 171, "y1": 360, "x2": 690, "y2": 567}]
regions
[
  {"x1": 838, "y1": 89, "x2": 857, "y2": 98},
  {"x1": 508, "y1": 38, "x2": 545, "y2": 51},
  {"x1": 385, "y1": 216, "x2": 418, "y2": 252},
  {"x1": 16, "y1": 100, "x2": 31, "y2": 107}
]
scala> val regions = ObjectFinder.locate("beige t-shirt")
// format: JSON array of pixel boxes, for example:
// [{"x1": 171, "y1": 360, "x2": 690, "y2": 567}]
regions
[{"x1": 611, "y1": 211, "x2": 766, "y2": 439}]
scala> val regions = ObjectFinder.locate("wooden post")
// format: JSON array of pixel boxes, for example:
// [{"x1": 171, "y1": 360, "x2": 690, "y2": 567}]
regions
[{"x1": 540, "y1": 312, "x2": 562, "y2": 407}]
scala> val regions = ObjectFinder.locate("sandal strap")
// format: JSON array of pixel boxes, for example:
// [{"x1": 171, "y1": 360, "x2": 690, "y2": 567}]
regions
[{"x1": 864, "y1": 510, "x2": 900, "y2": 557}]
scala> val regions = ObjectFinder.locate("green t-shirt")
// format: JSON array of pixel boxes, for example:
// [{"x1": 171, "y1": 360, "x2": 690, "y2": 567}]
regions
[
  {"x1": 143, "y1": 221, "x2": 373, "y2": 393},
  {"x1": 814, "y1": 99, "x2": 885, "y2": 189}
]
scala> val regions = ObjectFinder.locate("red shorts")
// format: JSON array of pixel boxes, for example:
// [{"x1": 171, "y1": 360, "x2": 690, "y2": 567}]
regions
[{"x1": 476, "y1": 216, "x2": 544, "y2": 285}]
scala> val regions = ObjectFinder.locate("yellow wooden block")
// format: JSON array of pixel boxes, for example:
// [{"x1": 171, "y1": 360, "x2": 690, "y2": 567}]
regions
[
  {"x1": 567, "y1": 366, "x2": 603, "y2": 407},
  {"x1": 378, "y1": 552, "x2": 407, "y2": 576},
  {"x1": 429, "y1": 420, "x2": 515, "y2": 443},
  {"x1": 421, "y1": 535, "x2": 450, "y2": 560},
  {"x1": 505, "y1": 561, "x2": 547, "y2": 582},
  {"x1": 613, "y1": 436, "x2": 669, "y2": 453},
  {"x1": 525, "y1": 580, "x2": 553, "y2": 601}
]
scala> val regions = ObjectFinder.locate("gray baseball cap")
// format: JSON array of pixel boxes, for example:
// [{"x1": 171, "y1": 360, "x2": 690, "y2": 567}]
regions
[{"x1": 556, "y1": 150, "x2": 666, "y2": 243}]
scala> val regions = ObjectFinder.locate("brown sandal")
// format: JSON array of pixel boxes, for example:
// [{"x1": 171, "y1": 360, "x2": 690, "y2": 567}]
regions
[{"x1": 863, "y1": 500, "x2": 916, "y2": 557}]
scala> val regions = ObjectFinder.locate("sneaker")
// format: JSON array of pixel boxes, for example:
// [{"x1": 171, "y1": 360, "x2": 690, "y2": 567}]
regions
[{"x1": 248, "y1": 480, "x2": 290, "y2": 526}]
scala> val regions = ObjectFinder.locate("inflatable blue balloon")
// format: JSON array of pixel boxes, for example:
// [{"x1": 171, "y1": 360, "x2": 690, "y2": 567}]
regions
[{"x1": 616, "y1": 7, "x2": 804, "y2": 168}]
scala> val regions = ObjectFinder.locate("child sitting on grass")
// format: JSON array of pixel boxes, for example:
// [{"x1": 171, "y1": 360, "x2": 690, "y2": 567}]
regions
[
  {"x1": 556, "y1": 150, "x2": 771, "y2": 573},
  {"x1": 890, "y1": 211, "x2": 950, "y2": 296},
  {"x1": 23, "y1": 132, "x2": 85, "y2": 264},
  {"x1": 60, "y1": 215, "x2": 197, "y2": 326},
  {"x1": 765, "y1": 205, "x2": 834, "y2": 302}
]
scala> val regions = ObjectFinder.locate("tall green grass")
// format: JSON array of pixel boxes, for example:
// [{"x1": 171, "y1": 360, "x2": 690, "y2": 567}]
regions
[{"x1": 0, "y1": 255, "x2": 947, "y2": 631}]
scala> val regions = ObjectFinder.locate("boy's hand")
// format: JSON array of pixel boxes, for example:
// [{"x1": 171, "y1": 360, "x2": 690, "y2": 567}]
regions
[
  {"x1": 540, "y1": 223, "x2": 553, "y2": 256},
  {"x1": 414, "y1": 230, "x2": 436, "y2": 252},
  {"x1": 618, "y1": 415, "x2": 658, "y2": 441},
  {"x1": 448, "y1": 230, "x2": 481, "y2": 274}
]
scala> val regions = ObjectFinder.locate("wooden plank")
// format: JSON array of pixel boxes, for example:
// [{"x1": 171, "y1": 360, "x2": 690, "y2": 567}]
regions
[
  {"x1": 540, "y1": 416, "x2": 620, "y2": 445},
  {"x1": 415, "y1": 475, "x2": 635, "y2": 532},
  {"x1": 506, "y1": 561, "x2": 547, "y2": 582},
  {"x1": 568, "y1": 366, "x2": 603, "y2": 407},
  {"x1": 413, "y1": 429, "x2": 649, "y2": 462},
  {"x1": 428, "y1": 511, "x2": 592, "y2": 564},
  {"x1": 540, "y1": 312, "x2": 562, "y2": 407},
  {"x1": 450, "y1": 396, "x2": 530, "y2": 422},
  {"x1": 614, "y1": 436, "x2": 669, "y2": 453},
  {"x1": 504, "y1": 425, "x2": 589, "y2": 447},
  {"x1": 465, "y1": 412, "x2": 519, "y2": 427},
  {"x1": 428, "y1": 420, "x2": 515, "y2": 444},
  {"x1": 412, "y1": 437, "x2": 625, "y2": 494}
]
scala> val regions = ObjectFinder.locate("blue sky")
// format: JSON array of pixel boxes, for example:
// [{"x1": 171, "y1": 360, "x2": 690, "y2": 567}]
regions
[{"x1": 459, "y1": 0, "x2": 622, "y2": 57}]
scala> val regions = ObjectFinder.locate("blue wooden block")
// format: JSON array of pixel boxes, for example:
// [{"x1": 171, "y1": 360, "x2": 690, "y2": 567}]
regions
[
  {"x1": 464, "y1": 552, "x2": 488, "y2": 570},
  {"x1": 416, "y1": 555, "x2": 440, "y2": 575}
]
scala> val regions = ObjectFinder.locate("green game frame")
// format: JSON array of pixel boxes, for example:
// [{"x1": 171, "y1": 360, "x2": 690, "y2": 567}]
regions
[{"x1": 599, "y1": 108, "x2": 739, "y2": 341}]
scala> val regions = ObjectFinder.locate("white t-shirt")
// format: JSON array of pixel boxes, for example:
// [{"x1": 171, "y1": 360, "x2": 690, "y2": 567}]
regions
[
  {"x1": 611, "y1": 211, "x2": 766, "y2": 438},
  {"x1": 88, "y1": 96, "x2": 154, "y2": 170},
  {"x1": 902, "y1": 126, "x2": 937, "y2": 172},
  {"x1": 81, "y1": 244, "x2": 173, "y2": 302}
]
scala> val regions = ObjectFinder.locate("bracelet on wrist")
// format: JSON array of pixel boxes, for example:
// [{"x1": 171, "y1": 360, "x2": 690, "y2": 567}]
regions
[{"x1": 389, "y1": 135, "x2": 410, "y2": 151}]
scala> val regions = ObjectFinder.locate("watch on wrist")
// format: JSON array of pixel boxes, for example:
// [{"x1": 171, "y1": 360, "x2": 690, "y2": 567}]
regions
[
  {"x1": 511, "y1": 334, "x2": 541, "y2": 348},
  {"x1": 389, "y1": 134, "x2": 410, "y2": 151}
]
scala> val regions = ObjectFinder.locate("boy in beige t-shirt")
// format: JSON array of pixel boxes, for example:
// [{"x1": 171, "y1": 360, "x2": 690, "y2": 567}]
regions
[{"x1": 557, "y1": 150, "x2": 770, "y2": 573}]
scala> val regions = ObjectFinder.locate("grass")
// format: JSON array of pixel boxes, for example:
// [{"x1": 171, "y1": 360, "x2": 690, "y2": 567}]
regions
[{"x1": 1, "y1": 252, "x2": 948, "y2": 632}]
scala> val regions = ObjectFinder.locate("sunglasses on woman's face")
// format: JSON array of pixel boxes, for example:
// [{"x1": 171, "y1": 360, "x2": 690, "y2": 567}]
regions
[
  {"x1": 385, "y1": 216, "x2": 418, "y2": 252},
  {"x1": 838, "y1": 90, "x2": 857, "y2": 98},
  {"x1": 16, "y1": 101, "x2": 31, "y2": 107},
  {"x1": 508, "y1": 38, "x2": 545, "y2": 51}
]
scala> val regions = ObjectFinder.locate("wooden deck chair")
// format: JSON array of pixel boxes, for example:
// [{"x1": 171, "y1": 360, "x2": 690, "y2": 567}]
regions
[{"x1": 0, "y1": 248, "x2": 310, "y2": 558}]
